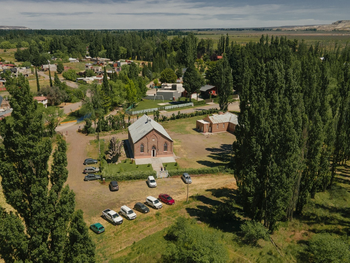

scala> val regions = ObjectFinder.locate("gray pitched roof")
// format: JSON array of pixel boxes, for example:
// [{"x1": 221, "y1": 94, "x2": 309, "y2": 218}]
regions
[
  {"x1": 200, "y1": 85, "x2": 215, "y2": 92},
  {"x1": 128, "y1": 114, "x2": 173, "y2": 143},
  {"x1": 208, "y1": 112, "x2": 238, "y2": 125}
]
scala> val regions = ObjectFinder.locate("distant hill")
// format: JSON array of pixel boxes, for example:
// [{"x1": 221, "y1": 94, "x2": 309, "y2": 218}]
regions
[
  {"x1": 0, "y1": 26, "x2": 30, "y2": 30},
  {"x1": 272, "y1": 20, "x2": 350, "y2": 31}
]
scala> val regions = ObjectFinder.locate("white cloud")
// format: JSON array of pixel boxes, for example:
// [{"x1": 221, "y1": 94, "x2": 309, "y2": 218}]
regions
[{"x1": 0, "y1": 0, "x2": 347, "y2": 29}]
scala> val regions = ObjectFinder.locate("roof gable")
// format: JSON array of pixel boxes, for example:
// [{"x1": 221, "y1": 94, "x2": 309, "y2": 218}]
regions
[
  {"x1": 128, "y1": 115, "x2": 172, "y2": 143},
  {"x1": 208, "y1": 112, "x2": 238, "y2": 125}
]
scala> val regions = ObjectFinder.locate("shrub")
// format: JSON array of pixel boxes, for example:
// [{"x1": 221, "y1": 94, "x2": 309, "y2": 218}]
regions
[
  {"x1": 240, "y1": 221, "x2": 269, "y2": 246},
  {"x1": 162, "y1": 217, "x2": 229, "y2": 263},
  {"x1": 103, "y1": 170, "x2": 156, "y2": 181},
  {"x1": 306, "y1": 233, "x2": 350, "y2": 263},
  {"x1": 62, "y1": 69, "x2": 77, "y2": 81},
  {"x1": 167, "y1": 167, "x2": 223, "y2": 176}
]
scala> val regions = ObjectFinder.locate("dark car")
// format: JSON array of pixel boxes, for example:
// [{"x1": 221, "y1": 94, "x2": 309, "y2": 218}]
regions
[
  {"x1": 109, "y1": 181, "x2": 119, "y2": 191},
  {"x1": 84, "y1": 158, "x2": 98, "y2": 165},
  {"x1": 158, "y1": 194, "x2": 175, "y2": 205},
  {"x1": 133, "y1": 202, "x2": 150, "y2": 213},
  {"x1": 84, "y1": 174, "x2": 101, "y2": 181},
  {"x1": 90, "y1": 223, "x2": 105, "y2": 234}
]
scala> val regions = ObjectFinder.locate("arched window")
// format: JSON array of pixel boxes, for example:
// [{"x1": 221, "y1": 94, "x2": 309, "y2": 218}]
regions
[
  {"x1": 164, "y1": 142, "x2": 168, "y2": 151},
  {"x1": 140, "y1": 143, "x2": 144, "y2": 153}
]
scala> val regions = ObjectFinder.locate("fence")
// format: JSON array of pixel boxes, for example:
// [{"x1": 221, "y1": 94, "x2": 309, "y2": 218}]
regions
[
  {"x1": 126, "y1": 102, "x2": 194, "y2": 115},
  {"x1": 126, "y1": 107, "x2": 158, "y2": 115},
  {"x1": 163, "y1": 102, "x2": 193, "y2": 110}
]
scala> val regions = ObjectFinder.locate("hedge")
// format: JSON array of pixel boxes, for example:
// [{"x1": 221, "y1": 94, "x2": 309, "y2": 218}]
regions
[
  {"x1": 166, "y1": 167, "x2": 224, "y2": 177},
  {"x1": 102, "y1": 170, "x2": 156, "y2": 181}
]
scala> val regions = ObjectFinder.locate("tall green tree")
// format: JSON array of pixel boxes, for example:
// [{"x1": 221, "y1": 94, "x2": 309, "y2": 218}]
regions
[
  {"x1": 101, "y1": 67, "x2": 111, "y2": 113},
  {"x1": 183, "y1": 64, "x2": 204, "y2": 100},
  {"x1": 0, "y1": 75, "x2": 95, "y2": 262},
  {"x1": 35, "y1": 67, "x2": 40, "y2": 92},
  {"x1": 49, "y1": 65, "x2": 53, "y2": 87},
  {"x1": 57, "y1": 61, "x2": 64, "y2": 74},
  {"x1": 160, "y1": 68, "x2": 177, "y2": 83}
]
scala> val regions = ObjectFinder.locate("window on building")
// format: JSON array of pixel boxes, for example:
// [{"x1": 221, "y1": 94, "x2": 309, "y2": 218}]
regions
[
  {"x1": 223, "y1": 123, "x2": 225, "y2": 128},
  {"x1": 217, "y1": 124, "x2": 219, "y2": 129},
  {"x1": 140, "y1": 143, "x2": 144, "y2": 153},
  {"x1": 164, "y1": 142, "x2": 168, "y2": 151}
]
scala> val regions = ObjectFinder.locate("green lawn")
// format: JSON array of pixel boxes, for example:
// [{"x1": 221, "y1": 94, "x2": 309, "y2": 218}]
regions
[
  {"x1": 132, "y1": 99, "x2": 169, "y2": 111},
  {"x1": 163, "y1": 162, "x2": 179, "y2": 170},
  {"x1": 103, "y1": 160, "x2": 153, "y2": 174}
]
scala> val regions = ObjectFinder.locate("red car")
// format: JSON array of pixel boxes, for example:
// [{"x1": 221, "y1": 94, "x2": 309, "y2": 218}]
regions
[{"x1": 158, "y1": 194, "x2": 175, "y2": 205}]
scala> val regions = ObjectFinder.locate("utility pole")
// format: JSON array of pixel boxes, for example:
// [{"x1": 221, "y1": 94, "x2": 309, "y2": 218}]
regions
[{"x1": 186, "y1": 184, "x2": 189, "y2": 203}]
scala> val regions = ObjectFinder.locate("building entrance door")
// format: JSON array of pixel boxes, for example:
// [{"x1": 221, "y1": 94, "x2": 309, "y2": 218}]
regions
[{"x1": 152, "y1": 146, "x2": 156, "y2": 157}]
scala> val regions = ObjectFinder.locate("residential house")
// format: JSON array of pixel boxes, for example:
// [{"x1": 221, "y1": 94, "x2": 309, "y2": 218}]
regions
[
  {"x1": 42, "y1": 64, "x2": 57, "y2": 72},
  {"x1": 33, "y1": 96, "x2": 48, "y2": 108},
  {"x1": 156, "y1": 83, "x2": 184, "y2": 100},
  {"x1": 128, "y1": 115, "x2": 174, "y2": 159},
  {"x1": 0, "y1": 78, "x2": 6, "y2": 89},
  {"x1": 196, "y1": 112, "x2": 238, "y2": 133},
  {"x1": 68, "y1": 58, "x2": 79, "y2": 63},
  {"x1": 0, "y1": 95, "x2": 12, "y2": 120},
  {"x1": 200, "y1": 85, "x2": 217, "y2": 99}
]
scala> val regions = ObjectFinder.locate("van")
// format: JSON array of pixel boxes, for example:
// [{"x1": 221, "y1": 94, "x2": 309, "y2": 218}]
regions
[{"x1": 146, "y1": 196, "x2": 163, "y2": 209}]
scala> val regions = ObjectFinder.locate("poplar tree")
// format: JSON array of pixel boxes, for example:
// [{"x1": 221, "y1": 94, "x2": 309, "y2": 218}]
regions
[
  {"x1": 0, "y1": 75, "x2": 95, "y2": 262},
  {"x1": 35, "y1": 67, "x2": 40, "y2": 92},
  {"x1": 101, "y1": 67, "x2": 111, "y2": 113}
]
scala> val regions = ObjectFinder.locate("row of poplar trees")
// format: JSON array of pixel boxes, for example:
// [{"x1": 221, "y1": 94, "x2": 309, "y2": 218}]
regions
[
  {"x1": 0, "y1": 75, "x2": 96, "y2": 262},
  {"x1": 232, "y1": 36, "x2": 350, "y2": 232}
]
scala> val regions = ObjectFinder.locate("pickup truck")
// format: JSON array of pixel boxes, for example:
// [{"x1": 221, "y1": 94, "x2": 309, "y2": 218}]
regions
[{"x1": 102, "y1": 209, "x2": 123, "y2": 225}]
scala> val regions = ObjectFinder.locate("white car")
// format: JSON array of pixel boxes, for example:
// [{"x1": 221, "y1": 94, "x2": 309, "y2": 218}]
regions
[
  {"x1": 102, "y1": 209, "x2": 123, "y2": 225},
  {"x1": 120, "y1": 205, "x2": 137, "y2": 220},
  {"x1": 146, "y1": 196, "x2": 163, "y2": 209},
  {"x1": 147, "y1": 176, "x2": 157, "y2": 188}
]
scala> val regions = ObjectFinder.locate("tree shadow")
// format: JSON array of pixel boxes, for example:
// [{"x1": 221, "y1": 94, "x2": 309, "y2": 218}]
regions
[
  {"x1": 123, "y1": 139, "x2": 133, "y2": 159},
  {"x1": 196, "y1": 144, "x2": 233, "y2": 167},
  {"x1": 185, "y1": 188, "x2": 243, "y2": 233},
  {"x1": 297, "y1": 186, "x2": 350, "y2": 236}
]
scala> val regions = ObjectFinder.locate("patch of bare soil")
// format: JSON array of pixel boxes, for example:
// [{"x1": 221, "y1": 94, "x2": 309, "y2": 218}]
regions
[{"x1": 171, "y1": 132, "x2": 236, "y2": 168}]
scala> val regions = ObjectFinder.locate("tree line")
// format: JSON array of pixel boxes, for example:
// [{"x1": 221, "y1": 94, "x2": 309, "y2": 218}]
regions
[{"x1": 232, "y1": 35, "x2": 350, "y2": 231}]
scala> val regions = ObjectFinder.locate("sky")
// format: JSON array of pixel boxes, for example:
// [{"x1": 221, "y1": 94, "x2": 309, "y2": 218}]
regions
[{"x1": 0, "y1": 0, "x2": 349, "y2": 29}]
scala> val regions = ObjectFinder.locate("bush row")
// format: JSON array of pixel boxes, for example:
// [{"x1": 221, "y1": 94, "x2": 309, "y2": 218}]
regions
[
  {"x1": 102, "y1": 170, "x2": 156, "y2": 181},
  {"x1": 155, "y1": 108, "x2": 220, "y2": 122},
  {"x1": 167, "y1": 167, "x2": 224, "y2": 176}
]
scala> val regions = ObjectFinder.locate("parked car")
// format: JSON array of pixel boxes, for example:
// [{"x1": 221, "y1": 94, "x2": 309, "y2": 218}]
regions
[
  {"x1": 84, "y1": 174, "x2": 101, "y2": 181},
  {"x1": 90, "y1": 223, "x2": 105, "y2": 234},
  {"x1": 102, "y1": 209, "x2": 123, "y2": 225},
  {"x1": 84, "y1": 158, "x2": 98, "y2": 165},
  {"x1": 133, "y1": 202, "x2": 150, "y2": 213},
  {"x1": 83, "y1": 166, "x2": 99, "y2": 174},
  {"x1": 181, "y1": 173, "x2": 192, "y2": 184},
  {"x1": 146, "y1": 196, "x2": 163, "y2": 209},
  {"x1": 159, "y1": 194, "x2": 175, "y2": 205},
  {"x1": 120, "y1": 205, "x2": 137, "y2": 220},
  {"x1": 147, "y1": 176, "x2": 157, "y2": 188},
  {"x1": 109, "y1": 181, "x2": 119, "y2": 191}
]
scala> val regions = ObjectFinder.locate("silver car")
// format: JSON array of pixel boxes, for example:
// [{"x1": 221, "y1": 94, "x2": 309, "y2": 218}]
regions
[
  {"x1": 181, "y1": 173, "x2": 192, "y2": 184},
  {"x1": 83, "y1": 166, "x2": 99, "y2": 174}
]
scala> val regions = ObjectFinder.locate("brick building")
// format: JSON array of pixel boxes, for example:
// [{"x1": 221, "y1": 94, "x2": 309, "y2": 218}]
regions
[
  {"x1": 196, "y1": 112, "x2": 238, "y2": 133},
  {"x1": 128, "y1": 115, "x2": 173, "y2": 159}
]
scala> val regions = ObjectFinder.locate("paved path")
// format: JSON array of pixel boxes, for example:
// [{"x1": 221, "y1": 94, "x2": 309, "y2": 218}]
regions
[{"x1": 37, "y1": 71, "x2": 78, "y2": 89}]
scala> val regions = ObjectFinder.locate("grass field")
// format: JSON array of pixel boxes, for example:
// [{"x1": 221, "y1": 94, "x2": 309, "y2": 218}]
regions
[
  {"x1": 0, "y1": 48, "x2": 17, "y2": 63},
  {"x1": 100, "y1": 162, "x2": 350, "y2": 263},
  {"x1": 177, "y1": 30, "x2": 350, "y2": 49},
  {"x1": 103, "y1": 160, "x2": 153, "y2": 174}
]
